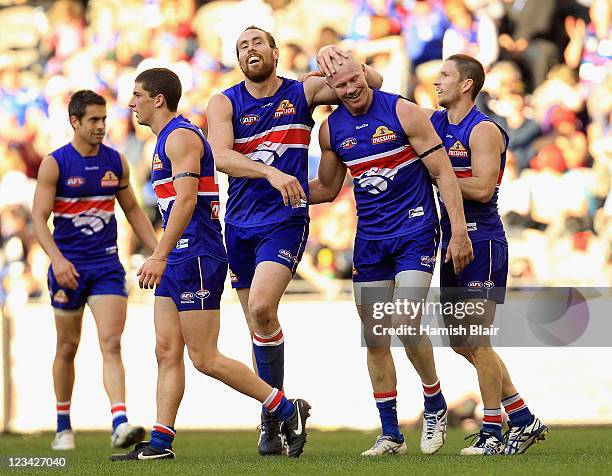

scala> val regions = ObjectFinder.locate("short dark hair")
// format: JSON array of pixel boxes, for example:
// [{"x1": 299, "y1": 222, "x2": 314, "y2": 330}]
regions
[
  {"x1": 134, "y1": 68, "x2": 182, "y2": 112},
  {"x1": 447, "y1": 54, "x2": 485, "y2": 100},
  {"x1": 235, "y1": 25, "x2": 277, "y2": 57},
  {"x1": 68, "y1": 90, "x2": 106, "y2": 121}
]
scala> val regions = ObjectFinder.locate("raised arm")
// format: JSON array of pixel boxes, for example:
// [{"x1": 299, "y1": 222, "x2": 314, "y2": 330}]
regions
[
  {"x1": 461, "y1": 121, "x2": 503, "y2": 203},
  {"x1": 138, "y1": 128, "x2": 201, "y2": 289},
  {"x1": 396, "y1": 99, "x2": 473, "y2": 272},
  {"x1": 31, "y1": 155, "x2": 80, "y2": 289},
  {"x1": 207, "y1": 93, "x2": 305, "y2": 208},
  {"x1": 116, "y1": 153, "x2": 158, "y2": 253},
  {"x1": 308, "y1": 119, "x2": 347, "y2": 205}
]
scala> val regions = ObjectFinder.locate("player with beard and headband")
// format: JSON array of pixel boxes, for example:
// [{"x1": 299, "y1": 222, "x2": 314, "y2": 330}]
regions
[
  {"x1": 426, "y1": 54, "x2": 548, "y2": 455},
  {"x1": 309, "y1": 55, "x2": 473, "y2": 456},
  {"x1": 206, "y1": 26, "x2": 384, "y2": 456}
]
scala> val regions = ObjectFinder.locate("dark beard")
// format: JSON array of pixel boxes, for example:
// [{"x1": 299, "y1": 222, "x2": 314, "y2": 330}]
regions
[{"x1": 241, "y1": 60, "x2": 275, "y2": 83}]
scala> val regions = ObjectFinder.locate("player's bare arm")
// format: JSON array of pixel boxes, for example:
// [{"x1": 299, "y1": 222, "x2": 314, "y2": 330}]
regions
[
  {"x1": 116, "y1": 153, "x2": 158, "y2": 253},
  {"x1": 461, "y1": 121, "x2": 503, "y2": 203},
  {"x1": 32, "y1": 155, "x2": 80, "y2": 290},
  {"x1": 309, "y1": 119, "x2": 347, "y2": 204},
  {"x1": 138, "y1": 128, "x2": 201, "y2": 289},
  {"x1": 396, "y1": 98, "x2": 474, "y2": 273},
  {"x1": 207, "y1": 93, "x2": 306, "y2": 208},
  {"x1": 305, "y1": 46, "x2": 383, "y2": 107}
]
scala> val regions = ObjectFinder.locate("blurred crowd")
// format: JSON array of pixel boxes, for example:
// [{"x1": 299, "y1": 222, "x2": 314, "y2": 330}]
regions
[{"x1": 0, "y1": 0, "x2": 610, "y2": 305}]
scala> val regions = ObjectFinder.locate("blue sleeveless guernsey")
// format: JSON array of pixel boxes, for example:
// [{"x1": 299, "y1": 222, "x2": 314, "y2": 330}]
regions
[
  {"x1": 328, "y1": 89, "x2": 437, "y2": 240},
  {"x1": 222, "y1": 78, "x2": 314, "y2": 226},
  {"x1": 151, "y1": 115, "x2": 226, "y2": 264},
  {"x1": 430, "y1": 106, "x2": 508, "y2": 247},
  {"x1": 51, "y1": 143, "x2": 122, "y2": 268}
]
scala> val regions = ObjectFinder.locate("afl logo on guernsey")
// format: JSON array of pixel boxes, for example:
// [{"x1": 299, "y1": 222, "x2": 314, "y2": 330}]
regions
[
  {"x1": 371, "y1": 126, "x2": 397, "y2": 145},
  {"x1": 449, "y1": 140, "x2": 468, "y2": 158},
  {"x1": 66, "y1": 176, "x2": 86, "y2": 187},
  {"x1": 341, "y1": 137, "x2": 357, "y2": 149},
  {"x1": 240, "y1": 114, "x2": 260, "y2": 125},
  {"x1": 101, "y1": 171, "x2": 119, "y2": 187},
  {"x1": 274, "y1": 100, "x2": 296, "y2": 118},
  {"x1": 152, "y1": 154, "x2": 163, "y2": 171}
]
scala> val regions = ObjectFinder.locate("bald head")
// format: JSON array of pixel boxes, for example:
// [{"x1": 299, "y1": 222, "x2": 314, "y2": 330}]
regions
[
  {"x1": 326, "y1": 55, "x2": 363, "y2": 88},
  {"x1": 326, "y1": 55, "x2": 371, "y2": 113}
]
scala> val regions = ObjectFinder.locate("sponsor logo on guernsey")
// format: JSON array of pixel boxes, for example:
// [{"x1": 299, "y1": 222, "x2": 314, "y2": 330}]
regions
[
  {"x1": 240, "y1": 114, "x2": 260, "y2": 125},
  {"x1": 409, "y1": 206, "x2": 424, "y2": 218},
  {"x1": 66, "y1": 176, "x2": 86, "y2": 187},
  {"x1": 274, "y1": 99, "x2": 296, "y2": 118},
  {"x1": 85, "y1": 166, "x2": 99, "y2": 171},
  {"x1": 467, "y1": 222, "x2": 478, "y2": 232},
  {"x1": 229, "y1": 269, "x2": 239, "y2": 283},
  {"x1": 483, "y1": 280, "x2": 495, "y2": 289},
  {"x1": 195, "y1": 289, "x2": 210, "y2": 299},
  {"x1": 152, "y1": 154, "x2": 163, "y2": 171},
  {"x1": 278, "y1": 249, "x2": 293, "y2": 263},
  {"x1": 341, "y1": 137, "x2": 357, "y2": 149},
  {"x1": 211, "y1": 201, "x2": 220, "y2": 220},
  {"x1": 371, "y1": 125, "x2": 397, "y2": 145},
  {"x1": 468, "y1": 281, "x2": 483, "y2": 288},
  {"x1": 180, "y1": 292, "x2": 195, "y2": 304},
  {"x1": 356, "y1": 123, "x2": 369, "y2": 129},
  {"x1": 176, "y1": 238, "x2": 189, "y2": 250},
  {"x1": 105, "y1": 246, "x2": 118, "y2": 255},
  {"x1": 101, "y1": 171, "x2": 119, "y2": 187},
  {"x1": 53, "y1": 289, "x2": 69, "y2": 304},
  {"x1": 448, "y1": 140, "x2": 469, "y2": 158}
]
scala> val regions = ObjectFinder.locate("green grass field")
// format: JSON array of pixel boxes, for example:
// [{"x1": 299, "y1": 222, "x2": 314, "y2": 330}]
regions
[{"x1": 1, "y1": 428, "x2": 611, "y2": 475}]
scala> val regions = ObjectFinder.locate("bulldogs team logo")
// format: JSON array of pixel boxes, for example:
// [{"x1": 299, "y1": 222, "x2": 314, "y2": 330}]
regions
[
  {"x1": 274, "y1": 100, "x2": 296, "y2": 118},
  {"x1": 357, "y1": 166, "x2": 398, "y2": 194},
  {"x1": 152, "y1": 154, "x2": 163, "y2": 171},
  {"x1": 448, "y1": 140, "x2": 469, "y2": 158},
  {"x1": 195, "y1": 289, "x2": 210, "y2": 299},
  {"x1": 66, "y1": 176, "x2": 86, "y2": 187},
  {"x1": 53, "y1": 290, "x2": 69, "y2": 304},
  {"x1": 341, "y1": 137, "x2": 357, "y2": 149},
  {"x1": 240, "y1": 114, "x2": 260, "y2": 125},
  {"x1": 101, "y1": 171, "x2": 119, "y2": 187},
  {"x1": 371, "y1": 126, "x2": 397, "y2": 145}
]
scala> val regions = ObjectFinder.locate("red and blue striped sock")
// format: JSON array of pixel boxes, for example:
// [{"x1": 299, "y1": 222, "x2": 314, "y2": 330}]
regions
[
  {"x1": 150, "y1": 423, "x2": 175, "y2": 450},
  {"x1": 253, "y1": 327, "x2": 284, "y2": 390},
  {"x1": 482, "y1": 407, "x2": 503, "y2": 440},
  {"x1": 262, "y1": 388, "x2": 295, "y2": 421},
  {"x1": 422, "y1": 380, "x2": 447, "y2": 412},
  {"x1": 56, "y1": 401, "x2": 71, "y2": 433},
  {"x1": 374, "y1": 391, "x2": 403, "y2": 441},
  {"x1": 502, "y1": 393, "x2": 533, "y2": 427},
  {"x1": 111, "y1": 403, "x2": 128, "y2": 431}
]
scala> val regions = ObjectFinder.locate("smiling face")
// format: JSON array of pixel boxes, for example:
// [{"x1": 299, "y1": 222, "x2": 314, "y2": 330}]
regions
[
  {"x1": 433, "y1": 60, "x2": 468, "y2": 109},
  {"x1": 128, "y1": 81, "x2": 159, "y2": 126},
  {"x1": 71, "y1": 104, "x2": 106, "y2": 146},
  {"x1": 327, "y1": 58, "x2": 370, "y2": 112},
  {"x1": 236, "y1": 28, "x2": 278, "y2": 83}
]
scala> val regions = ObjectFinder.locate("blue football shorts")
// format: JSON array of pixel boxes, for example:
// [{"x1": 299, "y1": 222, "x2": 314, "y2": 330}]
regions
[{"x1": 225, "y1": 218, "x2": 309, "y2": 289}]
